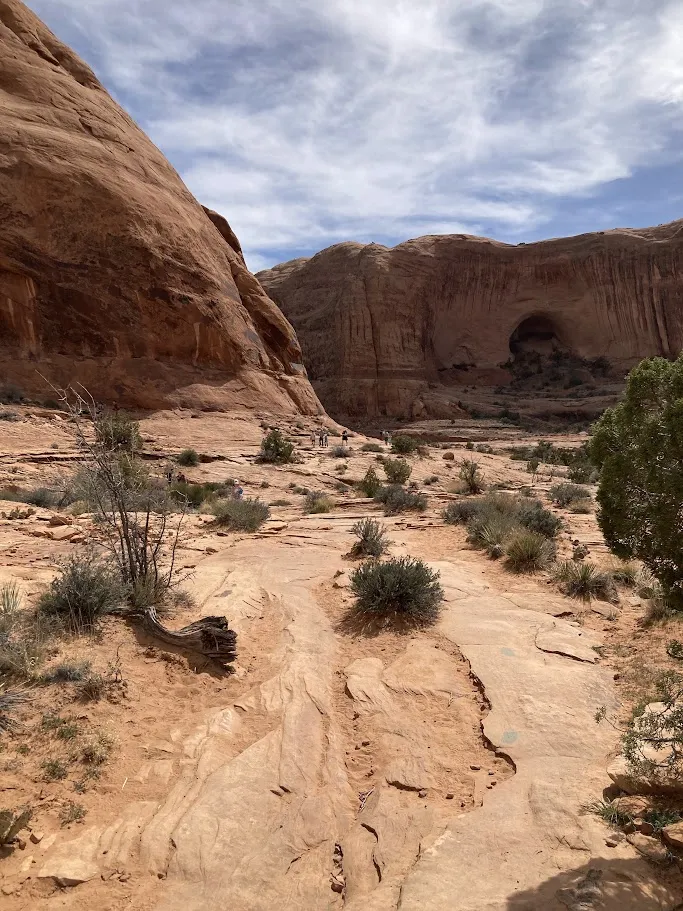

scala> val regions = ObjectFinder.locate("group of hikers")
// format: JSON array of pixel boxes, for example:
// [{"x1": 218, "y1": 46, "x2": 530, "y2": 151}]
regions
[{"x1": 311, "y1": 428, "x2": 350, "y2": 448}]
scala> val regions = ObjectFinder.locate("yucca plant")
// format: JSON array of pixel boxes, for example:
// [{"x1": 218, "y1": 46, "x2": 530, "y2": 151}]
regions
[
  {"x1": 554, "y1": 561, "x2": 617, "y2": 602},
  {"x1": 504, "y1": 531, "x2": 556, "y2": 574}
]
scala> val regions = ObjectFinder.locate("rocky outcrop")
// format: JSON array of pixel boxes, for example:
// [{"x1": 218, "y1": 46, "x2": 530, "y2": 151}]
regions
[
  {"x1": 258, "y1": 225, "x2": 683, "y2": 419},
  {"x1": 0, "y1": 0, "x2": 321, "y2": 414}
]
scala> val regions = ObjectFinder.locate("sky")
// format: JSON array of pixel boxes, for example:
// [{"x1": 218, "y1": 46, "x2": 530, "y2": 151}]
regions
[{"x1": 28, "y1": 0, "x2": 683, "y2": 272}]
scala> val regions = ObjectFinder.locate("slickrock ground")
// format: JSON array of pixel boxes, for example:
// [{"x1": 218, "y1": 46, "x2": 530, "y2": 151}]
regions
[
  {"x1": 1, "y1": 407, "x2": 682, "y2": 910},
  {"x1": 0, "y1": 0, "x2": 319, "y2": 414},
  {"x1": 258, "y1": 225, "x2": 683, "y2": 420}
]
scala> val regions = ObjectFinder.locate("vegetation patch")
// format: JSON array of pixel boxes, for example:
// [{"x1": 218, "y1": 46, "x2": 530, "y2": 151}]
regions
[
  {"x1": 374, "y1": 484, "x2": 427, "y2": 515},
  {"x1": 349, "y1": 557, "x2": 444, "y2": 628},
  {"x1": 459, "y1": 459, "x2": 485, "y2": 494},
  {"x1": 349, "y1": 518, "x2": 391, "y2": 558},
  {"x1": 257, "y1": 429, "x2": 295, "y2": 464},
  {"x1": 212, "y1": 498, "x2": 270, "y2": 531},
  {"x1": 38, "y1": 551, "x2": 126, "y2": 631},
  {"x1": 358, "y1": 467, "x2": 383, "y2": 498},
  {"x1": 504, "y1": 531, "x2": 556, "y2": 574},
  {"x1": 177, "y1": 448, "x2": 200, "y2": 467},
  {"x1": 303, "y1": 491, "x2": 334, "y2": 514},
  {"x1": 549, "y1": 483, "x2": 591, "y2": 507},
  {"x1": 390, "y1": 435, "x2": 420, "y2": 455},
  {"x1": 382, "y1": 457, "x2": 412, "y2": 484}
]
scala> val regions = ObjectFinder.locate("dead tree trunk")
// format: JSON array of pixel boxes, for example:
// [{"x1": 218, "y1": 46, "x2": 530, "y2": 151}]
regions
[{"x1": 142, "y1": 607, "x2": 237, "y2": 666}]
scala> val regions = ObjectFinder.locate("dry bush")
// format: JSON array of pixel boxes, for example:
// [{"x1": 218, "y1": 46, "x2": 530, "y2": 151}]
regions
[
  {"x1": 504, "y1": 531, "x2": 556, "y2": 573},
  {"x1": 212, "y1": 498, "x2": 270, "y2": 531},
  {"x1": 554, "y1": 561, "x2": 618, "y2": 602},
  {"x1": 350, "y1": 518, "x2": 391, "y2": 558},
  {"x1": 459, "y1": 460, "x2": 485, "y2": 494},
  {"x1": 304, "y1": 491, "x2": 334, "y2": 514},
  {"x1": 38, "y1": 551, "x2": 126, "y2": 631},
  {"x1": 374, "y1": 485, "x2": 427, "y2": 515},
  {"x1": 349, "y1": 557, "x2": 444, "y2": 628}
]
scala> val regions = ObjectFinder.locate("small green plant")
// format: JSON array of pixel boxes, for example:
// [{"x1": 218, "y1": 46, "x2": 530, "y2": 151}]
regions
[
  {"x1": 554, "y1": 561, "x2": 617, "y2": 602},
  {"x1": 0, "y1": 383, "x2": 24, "y2": 404},
  {"x1": 0, "y1": 807, "x2": 32, "y2": 846},
  {"x1": 586, "y1": 799, "x2": 633, "y2": 828},
  {"x1": 38, "y1": 551, "x2": 126, "y2": 631},
  {"x1": 423, "y1": 475, "x2": 439, "y2": 485},
  {"x1": 467, "y1": 513, "x2": 519, "y2": 556},
  {"x1": 81, "y1": 732, "x2": 114, "y2": 765},
  {"x1": 177, "y1": 448, "x2": 200, "y2": 467},
  {"x1": 303, "y1": 491, "x2": 333, "y2": 514},
  {"x1": 548, "y1": 483, "x2": 590, "y2": 507},
  {"x1": 374, "y1": 485, "x2": 427, "y2": 515},
  {"x1": 260, "y1": 480, "x2": 270, "y2": 489},
  {"x1": 350, "y1": 518, "x2": 391, "y2": 558},
  {"x1": 358, "y1": 467, "x2": 383, "y2": 498},
  {"x1": 361, "y1": 442, "x2": 383, "y2": 453},
  {"x1": 642, "y1": 807, "x2": 682, "y2": 831},
  {"x1": 567, "y1": 462, "x2": 597, "y2": 484},
  {"x1": 459, "y1": 460, "x2": 484, "y2": 494},
  {"x1": 95, "y1": 412, "x2": 142, "y2": 452},
  {"x1": 42, "y1": 758, "x2": 68, "y2": 781},
  {"x1": 59, "y1": 801, "x2": 87, "y2": 826},
  {"x1": 42, "y1": 660, "x2": 92, "y2": 683},
  {"x1": 443, "y1": 499, "x2": 480, "y2": 525},
  {"x1": 349, "y1": 557, "x2": 444, "y2": 627},
  {"x1": 504, "y1": 531, "x2": 556, "y2": 574},
  {"x1": 76, "y1": 672, "x2": 108, "y2": 702},
  {"x1": 257, "y1": 429, "x2": 295, "y2": 464},
  {"x1": 382, "y1": 457, "x2": 412, "y2": 485},
  {"x1": 516, "y1": 499, "x2": 562, "y2": 538},
  {"x1": 212, "y1": 498, "x2": 270, "y2": 531},
  {"x1": 390, "y1": 435, "x2": 419, "y2": 455}
]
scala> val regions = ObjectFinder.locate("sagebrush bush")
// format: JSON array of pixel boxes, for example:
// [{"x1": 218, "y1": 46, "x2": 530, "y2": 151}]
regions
[
  {"x1": 374, "y1": 484, "x2": 427, "y2": 515},
  {"x1": 95, "y1": 412, "x2": 142, "y2": 452},
  {"x1": 42, "y1": 660, "x2": 92, "y2": 683},
  {"x1": 570, "y1": 499, "x2": 593, "y2": 514},
  {"x1": 516, "y1": 498, "x2": 562, "y2": 538},
  {"x1": 358, "y1": 467, "x2": 383, "y2": 498},
  {"x1": 331, "y1": 445, "x2": 349, "y2": 458},
  {"x1": 390, "y1": 435, "x2": 419, "y2": 455},
  {"x1": 549, "y1": 483, "x2": 591, "y2": 507},
  {"x1": 350, "y1": 518, "x2": 391, "y2": 558},
  {"x1": 258, "y1": 429, "x2": 295, "y2": 464},
  {"x1": 349, "y1": 557, "x2": 444, "y2": 626},
  {"x1": 567, "y1": 462, "x2": 597, "y2": 484},
  {"x1": 443, "y1": 499, "x2": 480, "y2": 525},
  {"x1": 467, "y1": 513, "x2": 520, "y2": 555},
  {"x1": 177, "y1": 448, "x2": 200, "y2": 467},
  {"x1": 303, "y1": 491, "x2": 333, "y2": 514},
  {"x1": 0, "y1": 409, "x2": 19, "y2": 422},
  {"x1": 382, "y1": 457, "x2": 412, "y2": 484},
  {"x1": 212, "y1": 498, "x2": 270, "y2": 531},
  {"x1": 170, "y1": 480, "x2": 225, "y2": 509},
  {"x1": 38, "y1": 551, "x2": 126, "y2": 629},
  {"x1": 459, "y1": 460, "x2": 485, "y2": 494},
  {"x1": 554, "y1": 561, "x2": 618, "y2": 602},
  {"x1": 0, "y1": 685, "x2": 29, "y2": 732},
  {"x1": 504, "y1": 531, "x2": 556, "y2": 573},
  {"x1": 610, "y1": 562, "x2": 639, "y2": 587},
  {"x1": 361, "y1": 442, "x2": 383, "y2": 453}
]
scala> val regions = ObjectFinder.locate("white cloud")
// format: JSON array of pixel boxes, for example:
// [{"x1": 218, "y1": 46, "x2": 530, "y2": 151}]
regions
[{"x1": 28, "y1": 0, "x2": 683, "y2": 266}]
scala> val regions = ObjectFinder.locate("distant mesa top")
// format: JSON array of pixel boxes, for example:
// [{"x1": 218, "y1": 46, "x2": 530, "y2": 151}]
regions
[{"x1": 0, "y1": 0, "x2": 321, "y2": 416}]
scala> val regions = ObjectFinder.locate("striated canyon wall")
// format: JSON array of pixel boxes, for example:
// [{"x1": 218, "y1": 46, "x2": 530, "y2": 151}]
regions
[
  {"x1": 0, "y1": 0, "x2": 321, "y2": 414},
  {"x1": 258, "y1": 226, "x2": 683, "y2": 419}
]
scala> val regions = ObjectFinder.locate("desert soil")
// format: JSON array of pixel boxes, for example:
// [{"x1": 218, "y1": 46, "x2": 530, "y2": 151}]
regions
[{"x1": 1, "y1": 407, "x2": 682, "y2": 910}]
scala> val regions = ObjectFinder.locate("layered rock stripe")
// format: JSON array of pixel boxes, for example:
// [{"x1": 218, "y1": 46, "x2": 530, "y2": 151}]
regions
[{"x1": 258, "y1": 227, "x2": 683, "y2": 418}]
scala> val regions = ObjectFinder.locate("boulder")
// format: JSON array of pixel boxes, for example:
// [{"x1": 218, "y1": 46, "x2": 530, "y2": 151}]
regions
[
  {"x1": 662, "y1": 821, "x2": 683, "y2": 849},
  {"x1": 0, "y1": 0, "x2": 320, "y2": 416}
]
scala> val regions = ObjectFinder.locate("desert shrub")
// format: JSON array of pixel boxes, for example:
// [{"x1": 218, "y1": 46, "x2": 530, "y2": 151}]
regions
[
  {"x1": 0, "y1": 409, "x2": 19, "y2": 422},
  {"x1": 38, "y1": 551, "x2": 126, "y2": 630},
  {"x1": 586, "y1": 799, "x2": 633, "y2": 828},
  {"x1": 358, "y1": 468, "x2": 383, "y2": 498},
  {"x1": 260, "y1": 480, "x2": 270, "y2": 488},
  {"x1": 258, "y1": 429, "x2": 295, "y2": 464},
  {"x1": 303, "y1": 491, "x2": 333, "y2": 514},
  {"x1": 467, "y1": 513, "x2": 520, "y2": 557},
  {"x1": 76, "y1": 673, "x2": 108, "y2": 702},
  {"x1": 42, "y1": 758, "x2": 68, "y2": 781},
  {"x1": 476, "y1": 443, "x2": 493, "y2": 454},
  {"x1": 610, "y1": 562, "x2": 639, "y2": 587},
  {"x1": 635, "y1": 567, "x2": 662, "y2": 600},
  {"x1": 570, "y1": 499, "x2": 593, "y2": 514},
  {"x1": 554, "y1": 561, "x2": 618, "y2": 602},
  {"x1": 391, "y1": 435, "x2": 419, "y2": 455},
  {"x1": 0, "y1": 685, "x2": 28, "y2": 732},
  {"x1": 375, "y1": 485, "x2": 427, "y2": 515},
  {"x1": 0, "y1": 584, "x2": 59, "y2": 680},
  {"x1": 212, "y1": 498, "x2": 270, "y2": 531},
  {"x1": 443, "y1": 499, "x2": 480, "y2": 525},
  {"x1": 459, "y1": 460, "x2": 484, "y2": 494},
  {"x1": 423, "y1": 475, "x2": 439, "y2": 485},
  {"x1": 170, "y1": 480, "x2": 225, "y2": 509},
  {"x1": 567, "y1": 462, "x2": 597, "y2": 484},
  {"x1": 350, "y1": 518, "x2": 391, "y2": 558},
  {"x1": 349, "y1": 557, "x2": 444, "y2": 626},
  {"x1": 516, "y1": 499, "x2": 562, "y2": 538},
  {"x1": 177, "y1": 448, "x2": 200, "y2": 467},
  {"x1": 42, "y1": 660, "x2": 92, "y2": 684},
  {"x1": 361, "y1": 442, "x2": 383, "y2": 452},
  {"x1": 465, "y1": 441, "x2": 474, "y2": 451},
  {"x1": 81, "y1": 732, "x2": 114, "y2": 765},
  {"x1": 0, "y1": 383, "x2": 24, "y2": 404},
  {"x1": 331, "y1": 445, "x2": 349, "y2": 458},
  {"x1": 23, "y1": 487, "x2": 59, "y2": 509},
  {"x1": 270, "y1": 498, "x2": 291, "y2": 507},
  {"x1": 382, "y1": 457, "x2": 412, "y2": 484},
  {"x1": 504, "y1": 531, "x2": 556, "y2": 573},
  {"x1": 549, "y1": 483, "x2": 590, "y2": 507},
  {"x1": 95, "y1": 412, "x2": 142, "y2": 452},
  {"x1": 59, "y1": 802, "x2": 87, "y2": 826},
  {"x1": 589, "y1": 354, "x2": 683, "y2": 610}
]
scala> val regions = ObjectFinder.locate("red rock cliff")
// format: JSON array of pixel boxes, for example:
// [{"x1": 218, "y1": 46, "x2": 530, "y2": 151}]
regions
[
  {"x1": 258, "y1": 226, "x2": 683, "y2": 419},
  {"x1": 0, "y1": 0, "x2": 321, "y2": 414}
]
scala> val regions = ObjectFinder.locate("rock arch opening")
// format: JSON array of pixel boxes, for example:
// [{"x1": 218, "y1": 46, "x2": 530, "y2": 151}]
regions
[{"x1": 509, "y1": 314, "x2": 563, "y2": 357}]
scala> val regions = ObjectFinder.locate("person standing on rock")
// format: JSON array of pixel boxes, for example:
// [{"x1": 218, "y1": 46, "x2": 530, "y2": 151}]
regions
[
  {"x1": 323, "y1": 430, "x2": 329, "y2": 448},
  {"x1": 341, "y1": 430, "x2": 349, "y2": 445},
  {"x1": 232, "y1": 479, "x2": 244, "y2": 501},
  {"x1": 310, "y1": 430, "x2": 316, "y2": 447},
  {"x1": 318, "y1": 428, "x2": 325, "y2": 448}
]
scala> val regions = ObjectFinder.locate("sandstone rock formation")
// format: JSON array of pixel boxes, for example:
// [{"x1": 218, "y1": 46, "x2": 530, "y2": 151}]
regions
[
  {"x1": 0, "y1": 0, "x2": 320, "y2": 414},
  {"x1": 258, "y1": 224, "x2": 683, "y2": 419}
]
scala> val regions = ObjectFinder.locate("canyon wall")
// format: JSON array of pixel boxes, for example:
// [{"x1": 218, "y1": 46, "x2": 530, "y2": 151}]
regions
[
  {"x1": 0, "y1": 0, "x2": 321, "y2": 414},
  {"x1": 258, "y1": 226, "x2": 683, "y2": 419}
]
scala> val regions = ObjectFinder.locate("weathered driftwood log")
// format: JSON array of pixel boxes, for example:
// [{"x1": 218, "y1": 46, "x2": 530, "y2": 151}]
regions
[{"x1": 142, "y1": 607, "x2": 237, "y2": 666}]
